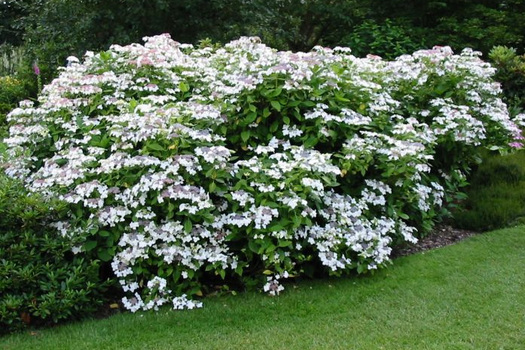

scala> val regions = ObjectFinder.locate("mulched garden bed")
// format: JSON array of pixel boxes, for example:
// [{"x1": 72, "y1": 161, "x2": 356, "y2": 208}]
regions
[{"x1": 392, "y1": 224, "x2": 480, "y2": 258}]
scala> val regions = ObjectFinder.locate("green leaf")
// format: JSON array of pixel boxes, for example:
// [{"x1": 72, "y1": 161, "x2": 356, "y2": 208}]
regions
[
  {"x1": 292, "y1": 215, "x2": 302, "y2": 227},
  {"x1": 303, "y1": 136, "x2": 318, "y2": 148},
  {"x1": 248, "y1": 240, "x2": 259, "y2": 253},
  {"x1": 184, "y1": 219, "x2": 193, "y2": 233},
  {"x1": 301, "y1": 100, "x2": 316, "y2": 108},
  {"x1": 241, "y1": 130, "x2": 250, "y2": 143},
  {"x1": 398, "y1": 212, "x2": 409, "y2": 220},
  {"x1": 268, "y1": 224, "x2": 284, "y2": 231},
  {"x1": 270, "y1": 121, "x2": 279, "y2": 133},
  {"x1": 268, "y1": 87, "x2": 282, "y2": 98},
  {"x1": 83, "y1": 240, "x2": 97, "y2": 251},
  {"x1": 98, "y1": 230, "x2": 111, "y2": 237},
  {"x1": 278, "y1": 240, "x2": 292, "y2": 247},
  {"x1": 244, "y1": 111, "x2": 257, "y2": 125},
  {"x1": 179, "y1": 82, "x2": 189, "y2": 92},
  {"x1": 270, "y1": 100, "x2": 282, "y2": 112},
  {"x1": 55, "y1": 158, "x2": 68, "y2": 166},
  {"x1": 129, "y1": 99, "x2": 138, "y2": 112},
  {"x1": 335, "y1": 93, "x2": 350, "y2": 102},
  {"x1": 98, "y1": 249, "x2": 113, "y2": 262},
  {"x1": 147, "y1": 142, "x2": 164, "y2": 151},
  {"x1": 265, "y1": 243, "x2": 276, "y2": 253},
  {"x1": 97, "y1": 51, "x2": 111, "y2": 63}
]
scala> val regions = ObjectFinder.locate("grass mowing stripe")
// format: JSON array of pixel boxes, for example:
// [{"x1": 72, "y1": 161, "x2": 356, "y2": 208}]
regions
[{"x1": 1, "y1": 226, "x2": 524, "y2": 350}]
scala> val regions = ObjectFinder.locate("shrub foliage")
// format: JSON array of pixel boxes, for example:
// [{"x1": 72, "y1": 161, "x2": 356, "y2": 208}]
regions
[
  {"x1": 489, "y1": 46, "x2": 525, "y2": 111},
  {"x1": 0, "y1": 173, "x2": 109, "y2": 334},
  {"x1": 453, "y1": 149, "x2": 525, "y2": 232},
  {"x1": 3, "y1": 35, "x2": 523, "y2": 311},
  {"x1": 0, "y1": 75, "x2": 27, "y2": 135}
]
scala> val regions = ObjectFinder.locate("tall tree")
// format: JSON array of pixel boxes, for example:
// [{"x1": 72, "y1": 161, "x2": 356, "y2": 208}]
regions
[
  {"x1": 0, "y1": 0, "x2": 33, "y2": 45},
  {"x1": 367, "y1": 0, "x2": 525, "y2": 53},
  {"x1": 238, "y1": 0, "x2": 365, "y2": 51}
]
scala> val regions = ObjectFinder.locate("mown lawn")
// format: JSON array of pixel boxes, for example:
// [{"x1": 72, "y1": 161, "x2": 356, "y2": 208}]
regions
[{"x1": 1, "y1": 226, "x2": 524, "y2": 350}]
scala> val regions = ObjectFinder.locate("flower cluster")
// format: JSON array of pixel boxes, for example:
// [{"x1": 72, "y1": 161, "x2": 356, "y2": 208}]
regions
[{"x1": 4, "y1": 34, "x2": 521, "y2": 311}]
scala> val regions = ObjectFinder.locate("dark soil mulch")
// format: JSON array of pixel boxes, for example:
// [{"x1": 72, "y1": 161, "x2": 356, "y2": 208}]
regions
[{"x1": 392, "y1": 224, "x2": 480, "y2": 258}]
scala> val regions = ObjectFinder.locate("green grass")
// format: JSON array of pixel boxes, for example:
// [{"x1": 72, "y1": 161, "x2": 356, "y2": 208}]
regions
[{"x1": 1, "y1": 226, "x2": 524, "y2": 350}]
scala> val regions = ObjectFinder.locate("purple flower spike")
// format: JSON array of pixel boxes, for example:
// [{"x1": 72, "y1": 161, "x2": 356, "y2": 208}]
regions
[{"x1": 33, "y1": 63, "x2": 41, "y2": 76}]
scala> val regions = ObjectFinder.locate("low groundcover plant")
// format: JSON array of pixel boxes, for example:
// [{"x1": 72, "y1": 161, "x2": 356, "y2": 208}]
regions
[{"x1": 3, "y1": 34, "x2": 524, "y2": 311}]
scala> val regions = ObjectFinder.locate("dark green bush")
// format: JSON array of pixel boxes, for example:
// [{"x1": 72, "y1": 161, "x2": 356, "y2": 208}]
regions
[
  {"x1": 489, "y1": 46, "x2": 525, "y2": 111},
  {"x1": 0, "y1": 75, "x2": 28, "y2": 133},
  {"x1": 0, "y1": 173, "x2": 110, "y2": 335},
  {"x1": 344, "y1": 19, "x2": 425, "y2": 59},
  {"x1": 453, "y1": 150, "x2": 525, "y2": 231}
]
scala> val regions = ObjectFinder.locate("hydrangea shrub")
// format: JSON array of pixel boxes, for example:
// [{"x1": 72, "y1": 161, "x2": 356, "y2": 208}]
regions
[{"x1": 4, "y1": 34, "x2": 523, "y2": 311}]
